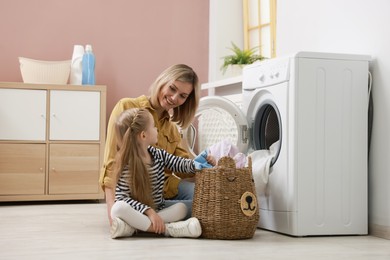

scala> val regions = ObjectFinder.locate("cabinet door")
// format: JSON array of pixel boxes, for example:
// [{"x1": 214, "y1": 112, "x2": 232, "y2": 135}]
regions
[
  {"x1": 49, "y1": 144, "x2": 100, "y2": 194},
  {"x1": 0, "y1": 144, "x2": 45, "y2": 195},
  {"x1": 0, "y1": 88, "x2": 46, "y2": 141},
  {"x1": 49, "y1": 90, "x2": 100, "y2": 140}
]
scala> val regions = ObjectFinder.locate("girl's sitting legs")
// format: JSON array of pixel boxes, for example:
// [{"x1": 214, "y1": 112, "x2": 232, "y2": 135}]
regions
[{"x1": 110, "y1": 201, "x2": 201, "y2": 239}]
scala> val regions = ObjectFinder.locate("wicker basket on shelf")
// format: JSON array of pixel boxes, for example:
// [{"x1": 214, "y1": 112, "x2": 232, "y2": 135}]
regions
[
  {"x1": 192, "y1": 156, "x2": 259, "y2": 239},
  {"x1": 19, "y1": 57, "x2": 71, "y2": 84}
]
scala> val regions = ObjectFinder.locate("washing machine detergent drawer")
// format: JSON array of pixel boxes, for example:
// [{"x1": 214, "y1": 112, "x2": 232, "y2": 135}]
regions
[{"x1": 243, "y1": 57, "x2": 290, "y2": 90}]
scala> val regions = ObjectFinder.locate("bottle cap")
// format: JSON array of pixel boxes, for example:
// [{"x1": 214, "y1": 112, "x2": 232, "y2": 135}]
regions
[
  {"x1": 85, "y1": 44, "x2": 93, "y2": 52},
  {"x1": 72, "y1": 45, "x2": 85, "y2": 58}
]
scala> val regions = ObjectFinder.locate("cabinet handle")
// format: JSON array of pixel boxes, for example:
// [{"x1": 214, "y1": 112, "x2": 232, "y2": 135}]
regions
[
  {"x1": 52, "y1": 113, "x2": 56, "y2": 117},
  {"x1": 39, "y1": 167, "x2": 43, "y2": 171}
]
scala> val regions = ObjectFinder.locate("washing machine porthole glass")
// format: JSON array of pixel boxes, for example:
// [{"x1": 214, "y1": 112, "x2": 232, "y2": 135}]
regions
[
  {"x1": 183, "y1": 96, "x2": 249, "y2": 158},
  {"x1": 186, "y1": 107, "x2": 239, "y2": 156},
  {"x1": 253, "y1": 101, "x2": 282, "y2": 166}
]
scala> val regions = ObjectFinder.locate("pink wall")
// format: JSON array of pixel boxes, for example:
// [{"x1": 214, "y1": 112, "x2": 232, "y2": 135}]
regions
[{"x1": 0, "y1": 0, "x2": 209, "y2": 121}]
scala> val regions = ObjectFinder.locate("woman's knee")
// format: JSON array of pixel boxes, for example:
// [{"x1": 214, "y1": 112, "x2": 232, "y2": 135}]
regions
[{"x1": 177, "y1": 180, "x2": 195, "y2": 200}]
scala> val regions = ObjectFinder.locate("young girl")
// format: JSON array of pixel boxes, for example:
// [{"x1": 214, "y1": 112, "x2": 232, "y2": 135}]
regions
[
  {"x1": 110, "y1": 108, "x2": 208, "y2": 239},
  {"x1": 100, "y1": 64, "x2": 201, "y2": 225}
]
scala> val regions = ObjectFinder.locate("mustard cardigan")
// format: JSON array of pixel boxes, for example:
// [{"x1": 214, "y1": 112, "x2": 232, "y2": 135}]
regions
[{"x1": 99, "y1": 95, "x2": 191, "y2": 199}]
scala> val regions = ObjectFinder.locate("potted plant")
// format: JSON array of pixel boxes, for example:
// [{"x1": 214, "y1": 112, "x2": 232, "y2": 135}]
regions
[{"x1": 220, "y1": 42, "x2": 266, "y2": 75}]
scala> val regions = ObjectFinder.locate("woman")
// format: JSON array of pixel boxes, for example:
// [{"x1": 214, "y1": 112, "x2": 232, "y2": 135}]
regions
[
  {"x1": 110, "y1": 108, "x2": 202, "y2": 238},
  {"x1": 99, "y1": 64, "x2": 201, "y2": 225}
]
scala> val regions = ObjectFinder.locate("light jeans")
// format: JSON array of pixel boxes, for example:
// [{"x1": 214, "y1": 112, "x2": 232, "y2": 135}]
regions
[{"x1": 166, "y1": 179, "x2": 195, "y2": 219}]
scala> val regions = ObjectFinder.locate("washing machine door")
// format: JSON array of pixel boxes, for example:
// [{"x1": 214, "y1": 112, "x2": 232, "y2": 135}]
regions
[
  {"x1": 250, "y1": 99, "x2": 282, "y2": 167},
  {"x1": 183, "y1": 96, "x2": 249, "y2": 158}
]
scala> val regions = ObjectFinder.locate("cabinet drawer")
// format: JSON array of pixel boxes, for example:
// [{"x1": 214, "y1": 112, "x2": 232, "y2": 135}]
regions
[
  {"x1": 0, "y1": 144, "x2": 45, "y2": 195},
  {"x1": 49, "y1": 144, "x2": 100, "y2": 194}
]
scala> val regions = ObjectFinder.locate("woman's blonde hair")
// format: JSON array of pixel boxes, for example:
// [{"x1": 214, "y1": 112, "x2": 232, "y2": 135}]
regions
[
  {"x1": 114, "y1": 108, "x2": 155, "y2": 209},
  {"x1": 149, "y1": 64, "x2": 200, "y2": 129}
]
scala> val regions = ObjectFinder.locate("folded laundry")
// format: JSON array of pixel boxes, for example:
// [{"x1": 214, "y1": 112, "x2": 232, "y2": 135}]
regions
[
  {"x1": 208, "y1": 138, "x2": 247, "y2": 168},
  {"x1": 193, "y1": 149, "x2": 213, "y2": 169},
  {"x1": 233, "y1": 152, "x2": 247, "y2": 168},
  {"x1": 208, "y1": 138, "x2": 238, "y2": 158}
]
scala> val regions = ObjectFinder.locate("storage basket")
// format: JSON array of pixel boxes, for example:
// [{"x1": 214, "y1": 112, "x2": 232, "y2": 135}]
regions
[
  {"x1": 192, "y1": 156, "x2": 259, "y2": 239},
  {"x1": 19, "y1": 57, "x2": 71, "y2": 84}
]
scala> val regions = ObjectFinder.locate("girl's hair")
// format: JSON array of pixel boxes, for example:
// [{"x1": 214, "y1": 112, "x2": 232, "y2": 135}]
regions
[
  {"x1": 149, "y1": 64, "x2": 200, "y2": 129},
  {"x1": 114, "y1": 108, "x2": 155, "y2": 209}
]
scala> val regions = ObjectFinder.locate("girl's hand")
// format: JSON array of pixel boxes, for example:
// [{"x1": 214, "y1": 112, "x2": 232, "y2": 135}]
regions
[
  {"x1": 145, "y1": 209, "x2": 165, "y2": 234},
  {"x1": 206, "y1": 154, "x2": 216, "y2": 166}
]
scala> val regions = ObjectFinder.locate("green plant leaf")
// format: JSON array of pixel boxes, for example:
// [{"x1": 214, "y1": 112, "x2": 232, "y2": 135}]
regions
[{"x1": 220, "y1": 42, "x2": 266, "y2": 74}]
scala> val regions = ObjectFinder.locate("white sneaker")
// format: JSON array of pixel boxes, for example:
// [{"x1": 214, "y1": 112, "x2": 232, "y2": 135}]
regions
[
  {"x1": 166, "y1": 217, "x2": 202, "y2": 238},
  {"x1": 110, "y1": 217, "x2": 135, "y2": 239}
]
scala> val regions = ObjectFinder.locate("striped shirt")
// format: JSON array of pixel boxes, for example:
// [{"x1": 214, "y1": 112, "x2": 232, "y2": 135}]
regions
[{"x1": 115, "y1": 145, "x2": 195, "y2": 213}]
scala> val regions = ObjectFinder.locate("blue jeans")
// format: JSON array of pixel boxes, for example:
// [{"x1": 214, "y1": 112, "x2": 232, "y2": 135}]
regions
[{"x1": 165, "y1": 179, "x2": 194, "y2": 220}]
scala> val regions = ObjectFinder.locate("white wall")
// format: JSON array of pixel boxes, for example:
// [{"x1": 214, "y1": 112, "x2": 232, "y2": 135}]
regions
[
  {"x1": 209, "y1": 0, "x2": 243, "y2": 81},
  {"x1": 277, "y1": 0, "x2": 390, "y2": 238}
]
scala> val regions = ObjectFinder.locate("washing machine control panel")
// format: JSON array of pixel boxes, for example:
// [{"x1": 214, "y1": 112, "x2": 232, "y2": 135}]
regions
[{"x1": 243, "y1": 57, "x2": 290, "y2": 90}]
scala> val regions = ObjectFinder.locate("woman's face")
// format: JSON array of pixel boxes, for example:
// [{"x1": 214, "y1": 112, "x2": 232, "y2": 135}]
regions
[{"x1": 158, "y1": 80, "x2": 193, "y2": 111}]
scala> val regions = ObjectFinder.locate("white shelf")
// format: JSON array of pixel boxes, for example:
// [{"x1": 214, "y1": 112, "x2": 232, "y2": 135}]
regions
[
  {"x1": 201, "y1": 75, "x2": 242, "y2": 90},
  {"x1": 201, "y1": 76, "x2": 243, "y2": 104}
]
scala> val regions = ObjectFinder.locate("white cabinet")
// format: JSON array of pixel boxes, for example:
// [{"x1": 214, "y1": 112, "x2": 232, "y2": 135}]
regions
[
  {"x1": 0, "y1": 83, "x2": 106, "y2": 201},
  {"x1": 0, "y1": 88, "x2": 46, "y2": 141},
  {"x1": 50, "y1": 90, "x2": 100, "y2": 140}
]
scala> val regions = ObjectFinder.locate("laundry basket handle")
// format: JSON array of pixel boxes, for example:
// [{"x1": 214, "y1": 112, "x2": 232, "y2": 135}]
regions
[
  {"x1": 247, "y1": 156, "x2": 252, "y2": 171},
  {"x1": 217, "y1": 156, "x2": 236, "y2": 168}
]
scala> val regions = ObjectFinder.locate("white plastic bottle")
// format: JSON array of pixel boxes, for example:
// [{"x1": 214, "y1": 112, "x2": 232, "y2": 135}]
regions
[
  {"x1": 70, "y1": 45, "x2": 84, "y2": 85},
  {"x1": 82, "y1": 44, "x2": 96, "y2": 85}
]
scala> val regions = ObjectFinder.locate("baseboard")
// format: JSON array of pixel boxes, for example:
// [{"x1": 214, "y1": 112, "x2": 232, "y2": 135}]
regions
[{"x1": 369, "y1": 223, "x2": 390, "y2": 240}]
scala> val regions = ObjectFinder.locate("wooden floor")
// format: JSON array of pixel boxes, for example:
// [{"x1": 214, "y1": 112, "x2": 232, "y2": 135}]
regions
[{"x1": 1, "y1": 201, "x2": 390, "y2": 260}]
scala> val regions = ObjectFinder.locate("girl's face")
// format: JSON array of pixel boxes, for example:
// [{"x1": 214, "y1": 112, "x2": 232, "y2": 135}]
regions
[
  {"x1": 158, "y1": 80, "x2": 193, "y2": 111},
  {"x1": 144, "y1": 113, "x2": 158, "y2": 145}
]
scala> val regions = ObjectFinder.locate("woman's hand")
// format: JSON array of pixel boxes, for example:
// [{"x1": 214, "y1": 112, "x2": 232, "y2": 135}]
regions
[{"x1": 145, "y1": 208, "x2": 165, "y2": 234}]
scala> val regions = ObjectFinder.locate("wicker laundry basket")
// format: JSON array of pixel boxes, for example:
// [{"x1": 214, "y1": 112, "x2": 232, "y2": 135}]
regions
[
  {"x1": 19, "y1": 57, "x2": 71, "y2": 84},
  {"x1": 192, "y1": 156, "x2": 259, "y2": 239}
]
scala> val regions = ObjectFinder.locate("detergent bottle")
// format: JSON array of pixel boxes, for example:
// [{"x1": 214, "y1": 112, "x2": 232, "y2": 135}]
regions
[
  {"x1": 82, "y1": 44, "x2": 96, "y2": 85},
  {"x1": 70, "y1": 45, "x2": 84, "y2": 85}
]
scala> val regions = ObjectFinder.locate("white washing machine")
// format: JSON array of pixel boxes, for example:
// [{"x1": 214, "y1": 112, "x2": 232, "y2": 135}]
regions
[{"x1": 185, "y1": 51, "x2": 370, "y2": 236}]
